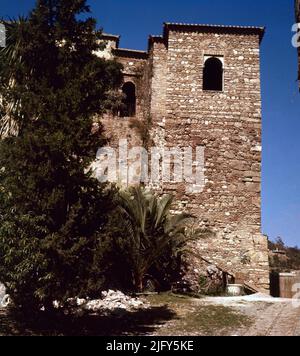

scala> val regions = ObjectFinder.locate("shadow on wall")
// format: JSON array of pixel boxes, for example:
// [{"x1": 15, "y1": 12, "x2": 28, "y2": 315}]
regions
[{"x1": 270, "y1": 272, "x2": 280, "y2": 297}]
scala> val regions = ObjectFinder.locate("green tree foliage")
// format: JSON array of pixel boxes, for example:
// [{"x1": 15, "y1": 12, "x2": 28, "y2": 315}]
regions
[
  {"x1": 0, "y1": 0, "x2": 122, "y2": 311},
  {"x1": 269, "y1": 237, "x2": 300, "y2": 272}
]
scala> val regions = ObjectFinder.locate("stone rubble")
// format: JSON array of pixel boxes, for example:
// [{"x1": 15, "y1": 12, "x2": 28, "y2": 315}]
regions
[
  {"x1": 67, "y1": 290, "x2": 149, "y2": 315},
  {"x1": 1, "y1": 286, "x2": 148, "y2": 314},
  {"x1": 0, "y1": 283, "x2": 10, "y2": 308}
]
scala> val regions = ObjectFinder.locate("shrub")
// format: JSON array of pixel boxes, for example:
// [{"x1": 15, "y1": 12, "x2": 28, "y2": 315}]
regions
[{"x1": 102, "y1": 186, "x2": 204, "y2": 292}]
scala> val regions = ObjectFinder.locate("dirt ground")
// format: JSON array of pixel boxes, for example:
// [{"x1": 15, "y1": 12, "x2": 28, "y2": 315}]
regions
[
  {"x1": 1, "y1": 293, "x2": 300, "y2": 336},
  {"x1": 204, "y1": 294, "x2": 300, "y2": 336},
  {"x1": 147, "y1": 293, "x2": 300, "y2": 336}
]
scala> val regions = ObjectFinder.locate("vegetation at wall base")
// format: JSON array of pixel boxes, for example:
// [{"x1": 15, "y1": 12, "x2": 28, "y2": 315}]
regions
[
  {"x1": 0, "y1": 0, "x2": 123, "y2": 311},
  {"x1": 100, "y1": 186, "x2": 209, "y2": 293}
]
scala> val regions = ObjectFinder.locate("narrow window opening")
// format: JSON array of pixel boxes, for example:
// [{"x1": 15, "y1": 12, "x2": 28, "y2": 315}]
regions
[
  {"x1": 120, "y1": 82, "x2": 136, "y2": 117},
  {"x1": 203, "y1": 57, "x2": 223, "y2": 91}
]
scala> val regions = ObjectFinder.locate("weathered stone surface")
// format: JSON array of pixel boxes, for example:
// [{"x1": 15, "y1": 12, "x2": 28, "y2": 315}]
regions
[
  {"x1": 66, "y1": 290, "x2": 149, "y2": 316},
  {"x1": 98, "y1": 23, "x2": 269, "y2": 292},
  {"x1": 0, "y1": 283, "x2": 5, "y2": 301},
  {"x1": 0, "y1": 283, "x2": 10, "y2": 308}
]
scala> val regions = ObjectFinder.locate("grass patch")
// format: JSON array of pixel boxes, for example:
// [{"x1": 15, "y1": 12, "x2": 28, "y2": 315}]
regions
[
  {"x1": 0, "y1": 293, "x2": 253, "y2": 336},
  {"x1": 146, "y1": 293, "x2": 253, "y2": 336},
  {"x1": 180, "y1": 305, "x2": 252, "y2": 335},
  {"x1": 146, "y1": 292, "x2": 197, "y2": 306}
]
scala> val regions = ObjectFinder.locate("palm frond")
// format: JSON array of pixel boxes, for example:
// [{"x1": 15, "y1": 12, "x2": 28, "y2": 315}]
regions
[
  {"x1": 0, "y1": 16, "x2": 28, "y2": 138},
  {"x1": 114, "y1": 185, "x2": 213, "y2": 291},
  {"x1": 154, "y1": 194, "x2": 173, "y2": 228}
]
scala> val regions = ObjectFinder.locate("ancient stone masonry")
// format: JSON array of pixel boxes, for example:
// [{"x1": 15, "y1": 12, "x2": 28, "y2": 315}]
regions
[{"x1": 97, "y1": 23, "x2": 270, "y2": 292}]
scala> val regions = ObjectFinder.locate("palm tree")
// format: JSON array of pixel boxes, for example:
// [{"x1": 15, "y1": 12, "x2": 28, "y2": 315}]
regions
[
  {"x1": 0, "y1": 17, "x2": 27, "y2": 138},
  {"x1": 116, "y1": 185, "x2": 208, "y2": 292}
]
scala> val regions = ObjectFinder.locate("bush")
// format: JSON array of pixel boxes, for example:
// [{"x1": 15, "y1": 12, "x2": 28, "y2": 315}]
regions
[{"x1": 99, "y1": 186, "x2": 204, "y2": 293}]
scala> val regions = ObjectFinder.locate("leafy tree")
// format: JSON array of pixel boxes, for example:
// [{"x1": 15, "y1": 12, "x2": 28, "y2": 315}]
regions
[
  {"x1": 269, "y1": 237, "x2": 300, "y2": 272},
  {"x1": 107, "y1": 186, "x2": 204, "y2": 292},
  {"x1": 0, "y1": 0, "x2": 122, "y2": 311},
  {"x1": 275, "y1": 237, "x2": 285, "y2": 249}
]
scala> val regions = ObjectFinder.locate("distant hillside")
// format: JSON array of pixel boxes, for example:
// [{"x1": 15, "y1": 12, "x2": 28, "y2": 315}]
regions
[{"x1": 269, "y1": 238, "x2": 300, "y2": 272}]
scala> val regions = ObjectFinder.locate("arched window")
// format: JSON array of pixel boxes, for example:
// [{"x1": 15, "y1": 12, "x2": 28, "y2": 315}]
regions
[
  {"x1": 120, "y1": 82, "x2": 136, "y2": 117},
  {"x1": 203, "y1": 57, "x2": 223, "y2": 91}
]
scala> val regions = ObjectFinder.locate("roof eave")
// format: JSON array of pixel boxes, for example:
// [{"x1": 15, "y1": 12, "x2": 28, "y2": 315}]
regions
[
  {"x1": 100, "y1": 33, "x2": 121, "y2": 48},
  {"x1": 163, "y1": 22, "x2": 266, "y2": 43},
  {"x1": 113, "y1": 48, "x2": 148, "y2": 60}
]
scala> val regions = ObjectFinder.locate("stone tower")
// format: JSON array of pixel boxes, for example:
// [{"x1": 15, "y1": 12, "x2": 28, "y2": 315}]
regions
[{"x1": 96, "y1": 23, "x2": 270, "y2": 292}]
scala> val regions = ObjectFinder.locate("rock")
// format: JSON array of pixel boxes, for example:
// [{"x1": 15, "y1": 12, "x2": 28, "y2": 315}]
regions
[
  {"x1": 0, "y1": 283, "x2": 10, "y2": 308},
  {"x1": 58, "y1": 290, "x2": 149, "y2": 315},
  {"x1": 207, "y1": 265, "x2": 220, "y2": 276},
  {"x1": 0, "y1": 283, "x2": 5, "y2": 301},
  {"x1": 76, "y1": 298, "x2": 86, "y2": 306},
  {"x1": 77, "y1": 290, "x2": 149, "y2": 315},
  {"x1": 53, "y1": 300, "x2": 61, "y2": 309}
]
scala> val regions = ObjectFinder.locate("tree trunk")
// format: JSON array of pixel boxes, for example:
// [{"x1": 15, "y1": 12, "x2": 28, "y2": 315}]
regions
[{"x1": 133, "y1": 272, "x2": 143, "y2": 293}]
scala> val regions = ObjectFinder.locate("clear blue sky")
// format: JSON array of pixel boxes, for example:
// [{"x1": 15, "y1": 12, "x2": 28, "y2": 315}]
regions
[{"x1": 1, "y1": 0, "x2": 300, "y2": 247}]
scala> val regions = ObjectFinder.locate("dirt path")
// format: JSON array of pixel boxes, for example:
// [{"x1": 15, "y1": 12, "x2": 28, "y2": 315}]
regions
[
  {"x1": 146, "y1": 294, "x2": 300, "y2": 336},
  {"x1": 202, "y1": 295, "x2": 300, "y2": 336},
  {"x1": 242, "y1": 302, "x2": 300, "y2": 336},
  {"x1": 1, "y1": 294, "x2": 300, "y2": 336}
]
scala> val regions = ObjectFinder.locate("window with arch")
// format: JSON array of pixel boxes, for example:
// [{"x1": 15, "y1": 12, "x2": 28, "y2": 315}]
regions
[
  {"x1": 120, "y1": 81, "x2": 136, "y2": 117},
  {"x1": 203, "y1": 56, "x2": 224, "y2": 92}
]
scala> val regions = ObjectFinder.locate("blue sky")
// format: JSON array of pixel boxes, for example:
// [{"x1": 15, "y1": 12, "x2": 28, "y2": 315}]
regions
[{"x1": 1, "y1": 0, "x2": 300, "y2": 247}]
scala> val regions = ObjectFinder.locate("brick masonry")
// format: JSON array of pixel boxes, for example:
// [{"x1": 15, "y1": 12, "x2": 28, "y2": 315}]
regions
[{"x1": 97, "y1": 23, "x2": 270, "y2": 292}]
